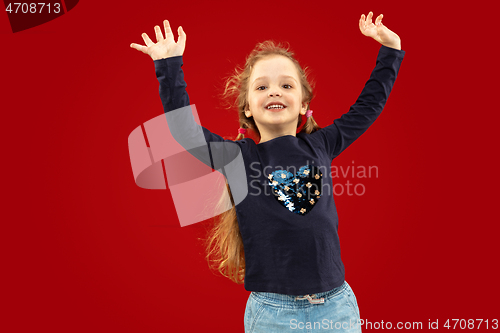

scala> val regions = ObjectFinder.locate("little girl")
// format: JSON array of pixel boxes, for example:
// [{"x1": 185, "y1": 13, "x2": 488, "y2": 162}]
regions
[{"x1": 131, "y1": 11, "x2": 405, "y2": 333}]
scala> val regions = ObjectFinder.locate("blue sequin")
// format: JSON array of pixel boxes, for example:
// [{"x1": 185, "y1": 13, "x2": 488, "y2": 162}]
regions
[{"x1": 267, "y1": 165, "x2": 323, "y2": 215}]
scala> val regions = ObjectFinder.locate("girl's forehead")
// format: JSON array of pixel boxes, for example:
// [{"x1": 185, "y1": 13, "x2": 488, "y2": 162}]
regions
[{"x1": 250, "y1": 55, "x2": 299, "y2": 79}]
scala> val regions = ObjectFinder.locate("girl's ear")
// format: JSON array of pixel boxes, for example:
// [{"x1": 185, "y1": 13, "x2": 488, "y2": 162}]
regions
[{"x1": 300, "y1": 103, "x2": 308, "y2": 115}]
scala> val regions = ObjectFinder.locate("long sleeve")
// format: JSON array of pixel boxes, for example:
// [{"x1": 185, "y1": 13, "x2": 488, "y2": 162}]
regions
[
  {"x1": 312, "y1": 45, "x2": 405, "y2": 160},
  {"x1": 154, "y1": 56, "x2": 190, "y2": 111},
  {"x1": 153, "y1": 56, "x2": 243, "y2": 177}
]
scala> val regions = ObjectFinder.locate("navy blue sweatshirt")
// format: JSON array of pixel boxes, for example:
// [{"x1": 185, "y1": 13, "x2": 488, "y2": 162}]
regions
[{"x1": 154, "y1": 45, "x2": 405, "y2": 295}]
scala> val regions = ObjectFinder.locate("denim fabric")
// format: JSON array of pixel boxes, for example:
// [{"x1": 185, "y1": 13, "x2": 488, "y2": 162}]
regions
[{"x1": 244, "y1": 281, "x2": 361, "y2": 333}]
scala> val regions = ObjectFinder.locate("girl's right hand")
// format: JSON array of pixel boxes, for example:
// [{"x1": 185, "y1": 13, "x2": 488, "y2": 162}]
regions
[{"x1": 130, "y1": 20, "x2": 186, "y2": 60}]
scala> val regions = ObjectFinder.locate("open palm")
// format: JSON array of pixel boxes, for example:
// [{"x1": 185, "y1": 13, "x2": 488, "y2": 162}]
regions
[
  {"x1": 130, "y1": 20, "x2": 186, "y2": 60},
  {"x1": 359, "y1": 12, "x2": 400, "y2": 47}
]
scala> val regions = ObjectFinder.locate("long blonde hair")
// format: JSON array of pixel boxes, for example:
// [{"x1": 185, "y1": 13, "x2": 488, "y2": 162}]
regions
[{"x1": 203, "y1": 40, "x2": 322, "y2": 284}]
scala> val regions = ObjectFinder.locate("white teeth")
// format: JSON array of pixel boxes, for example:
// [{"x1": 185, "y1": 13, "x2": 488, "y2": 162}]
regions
[{"x1": 267, "y1": 105, "x2": 285, "y2": 109}]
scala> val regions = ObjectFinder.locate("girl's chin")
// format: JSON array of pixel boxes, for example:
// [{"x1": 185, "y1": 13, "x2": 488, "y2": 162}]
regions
[
  {"x1": 264, "y1": 108, "x2": 287, "y2": 113},
  {"x1": 261, "y1": 116, "x2": 296, "y2": 126}
]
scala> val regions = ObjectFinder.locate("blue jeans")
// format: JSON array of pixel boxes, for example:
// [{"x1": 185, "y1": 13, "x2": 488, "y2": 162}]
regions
[{"x1": 244, "y1": 281, "x2": 361, "y2": 333}]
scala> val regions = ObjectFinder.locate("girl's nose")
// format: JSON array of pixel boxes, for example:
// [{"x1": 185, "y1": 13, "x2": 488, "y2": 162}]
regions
[{"x1": 268, "y1": 90, "x2": 281, "y2": 97}]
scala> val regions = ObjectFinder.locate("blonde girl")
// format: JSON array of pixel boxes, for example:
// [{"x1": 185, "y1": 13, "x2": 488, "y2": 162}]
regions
[{"x1": 131, "y1": 11, "x2": 405, "y2": 332}]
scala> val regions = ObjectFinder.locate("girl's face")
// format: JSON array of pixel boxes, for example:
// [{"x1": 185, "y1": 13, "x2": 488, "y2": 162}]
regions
[{"x1": 246, "y1": 55, "x2": 307, "y2": 136}]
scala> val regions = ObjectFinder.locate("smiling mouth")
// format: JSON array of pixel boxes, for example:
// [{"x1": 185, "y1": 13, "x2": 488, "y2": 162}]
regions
[{"x1": 266, "y1": 105, "x2": 286, "y2": 110}]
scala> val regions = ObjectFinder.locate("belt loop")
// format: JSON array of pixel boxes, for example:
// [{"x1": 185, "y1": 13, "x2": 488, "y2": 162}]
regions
[{"x1": 294, "y1": 294, "x2": 325, "y2": 304}]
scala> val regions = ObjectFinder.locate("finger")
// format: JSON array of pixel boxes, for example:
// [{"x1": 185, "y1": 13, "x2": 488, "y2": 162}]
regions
[
  {"x1": 164, "y1": 20, "x2": 173, "y2": 40},
  {"x1": 130, "y1": 43, "x2": 148, "y2": 54},
  {"x1": 360, "y1": 14, "x2": 368, "y2": 30},
  {"x1": 367, "y1": 11, "x2": 373, "y2": 25},
  {"x1": 154, "y1": 25, "x2": 164, "y2": 42},
  {"x1": 141, "y1": 33, "x2": 154, "y2": 47},
  {"x1": 375, "y1": 14, "x2": 383, "y2": 26},
  {"x1": 177, "y1": 26, "x2": 186, "y2": 44}
]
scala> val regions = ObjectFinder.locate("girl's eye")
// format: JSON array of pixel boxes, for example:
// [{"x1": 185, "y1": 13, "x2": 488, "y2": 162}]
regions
[{"x1": 257, "y1": 84, "x2": 291, "y2": 90}]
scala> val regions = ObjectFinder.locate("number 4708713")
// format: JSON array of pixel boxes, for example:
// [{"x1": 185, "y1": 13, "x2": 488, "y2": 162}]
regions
[{"x1": 5, "y1": 3, "x2": 61, "y2": 14}]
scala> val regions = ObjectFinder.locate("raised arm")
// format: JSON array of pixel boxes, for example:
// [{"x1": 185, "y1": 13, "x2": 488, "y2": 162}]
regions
[
  {"x1": 130, "y1": 20, "x2": 189, "y2": 111},
  {"x1": 130, "y1": 20, "x2": 242, "y2": 174},
  {"x1": 311, "y1": 12, "x2": 405, "y2": 160}
]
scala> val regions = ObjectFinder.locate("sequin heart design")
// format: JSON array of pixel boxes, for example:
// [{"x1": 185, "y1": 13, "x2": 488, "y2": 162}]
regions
[{"x1": 267, "y1": 165, "x2": 323, "y2": 215}]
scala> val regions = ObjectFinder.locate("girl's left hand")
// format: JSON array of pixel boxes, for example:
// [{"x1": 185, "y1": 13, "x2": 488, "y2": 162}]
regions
[{"x1": 359, "y1": 12, "x2": 401, "y2": 49}]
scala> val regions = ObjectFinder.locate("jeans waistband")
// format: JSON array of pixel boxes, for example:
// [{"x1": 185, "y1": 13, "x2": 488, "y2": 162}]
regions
[{"x1": 250, "y1": 280, "x2": 348, "y2": 306}]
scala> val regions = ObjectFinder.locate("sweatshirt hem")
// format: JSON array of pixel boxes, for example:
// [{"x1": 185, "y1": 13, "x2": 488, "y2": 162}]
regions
[{"x1": 245, "y1": 277, "x2": 346, "y2": 296}]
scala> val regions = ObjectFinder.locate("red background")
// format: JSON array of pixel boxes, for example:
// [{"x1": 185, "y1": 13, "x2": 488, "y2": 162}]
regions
[{"x1": 2, "y1": 0, "x2": 499, "y2": 331}]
